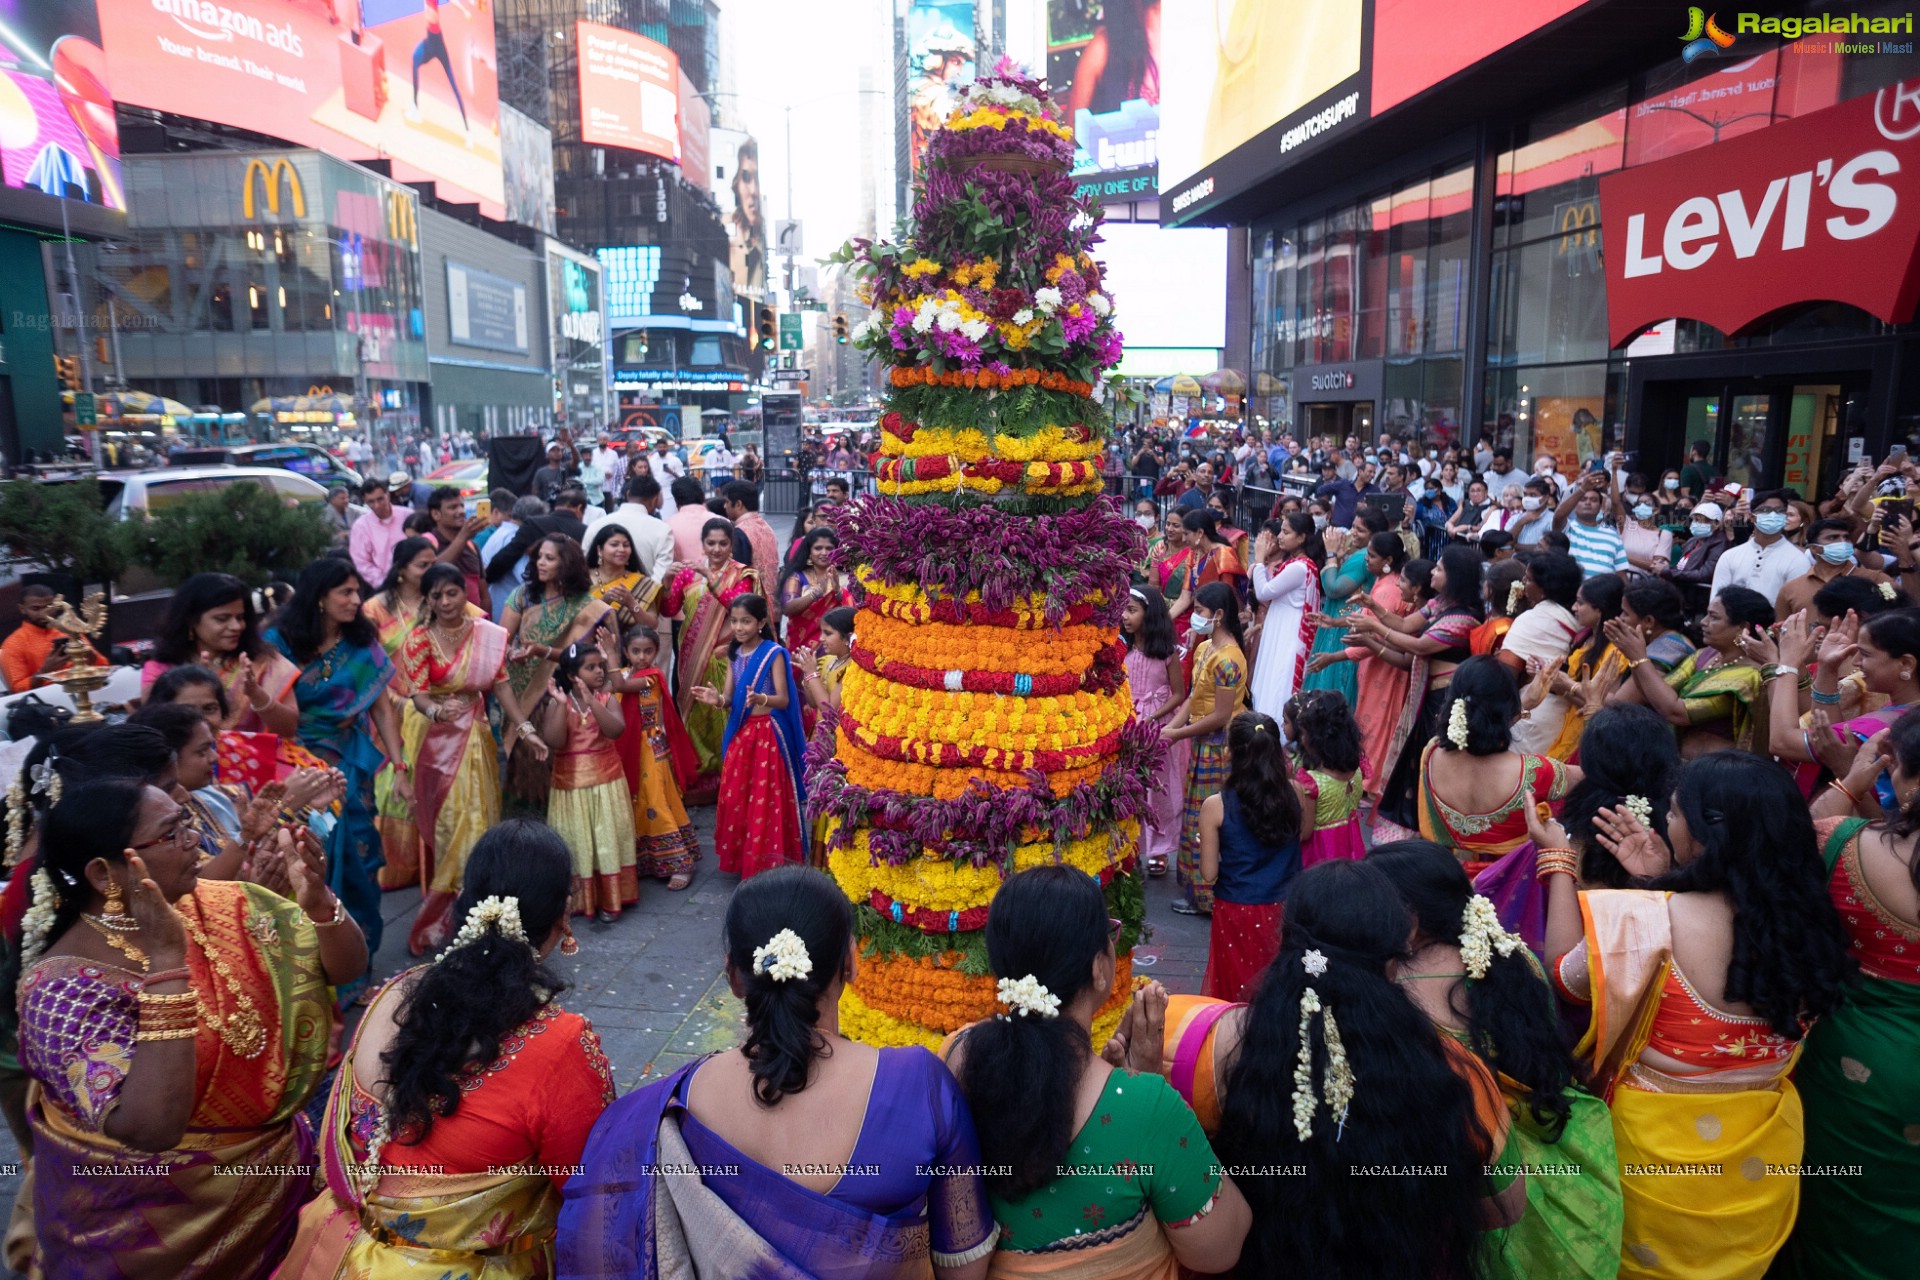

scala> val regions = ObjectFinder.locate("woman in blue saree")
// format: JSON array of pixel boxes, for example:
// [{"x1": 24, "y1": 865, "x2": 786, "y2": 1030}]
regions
[
  {"x1": 265, "y1": 558, "x2": 411, "y2": 979},
  {"x1": 691, "y1": 594, "x2": 810, "y2": 878},
  {"x1": 559, "y1": 866, "x2": 995, "y2": 1279}
]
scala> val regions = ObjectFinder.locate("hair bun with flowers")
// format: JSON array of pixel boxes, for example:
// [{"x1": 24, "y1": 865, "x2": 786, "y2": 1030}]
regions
[
  {"x1": 995, "y1": 974, "x2": 1061, "y2": 1019},
  {"x1": 1446, "y1": 696, "x2": 1472, "y2": 749},
  {"x1": 1620, "y1": 794, "x2": 1654, "y2": 828},
  {"x1": 436, "y1": 896, "x2": 529, "y2": 963},
  {"x1": 752, "y1": 928, "x2": 813, "y2": 983},
  {"x1": 1506, "y1": 579, "x2": 1526, "y2": 616},
  {"x1": 1459, "y1": 895, "x2": 1523, "y2": 981}
]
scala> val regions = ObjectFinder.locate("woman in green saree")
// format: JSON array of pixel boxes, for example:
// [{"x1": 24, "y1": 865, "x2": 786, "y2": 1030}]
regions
[
  {"x1": 1301, "y1": 508, "x2": 1380, "y2": 706},
  {"x1": 1609, "y1": 585, "x2": 1773, "y2": 757},
  {"x1": 500, "y1": 535, "x2": 613, "y2": 807},
  {"x1": 1368, "y1": 839, "x2": 1622, "y2": 1280},
  {"x1": 1781, "y1": 710, "x2": 1920, "y2": 1278}
]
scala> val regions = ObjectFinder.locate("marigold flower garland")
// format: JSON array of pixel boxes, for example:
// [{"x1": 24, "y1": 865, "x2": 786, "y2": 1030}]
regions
[
  {"x1": 854, "y1": 611, "x2": 1112, "y2": 677},
  {"x1": 825, "y1": 822, "x2": 1139, "y2": 914},
  {"x1": 838, "y1": 667, "x2": 1134, "y2": 753},
  {"x1": 838, "y1": 962, "x2": 1132, "y2": 1050}
]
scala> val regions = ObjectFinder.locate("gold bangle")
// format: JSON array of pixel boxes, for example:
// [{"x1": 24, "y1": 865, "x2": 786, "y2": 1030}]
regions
[
  {"x1": 308, "y1": 898, "x2": 350, "y2": 927},
  {"x1": 135, "y1": 1026, "x2": 199, "y2": 1042},
  {"x1": 137, "y1": 991, "x2": 197, "y2": 1007}
]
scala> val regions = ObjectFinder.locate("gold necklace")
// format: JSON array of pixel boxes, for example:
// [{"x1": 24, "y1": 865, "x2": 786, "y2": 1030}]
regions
[
  {"x1": 429, "y1": 617, "x2": 471, "y2": 662},
  {"x1": 178, "y1": 913, "x2": 267, "y2": 1060},
  {"x1": 81, "y1": 915, "x2": 149, "y2": 971}
]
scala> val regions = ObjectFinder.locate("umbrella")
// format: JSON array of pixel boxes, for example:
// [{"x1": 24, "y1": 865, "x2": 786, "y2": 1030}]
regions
[
  {"x1": 1254, "y1": 371, "x2": 1286, "y2": 396},
  {"x1": 102, "y1": 390, "x2": 193, "y2": 419},
  {"x1": 1169, "y1": 374, "x2": 1204, "y2": 396},
  {"x1": 1201, "y1": 368, "x2": 1247, "y2": 394}
]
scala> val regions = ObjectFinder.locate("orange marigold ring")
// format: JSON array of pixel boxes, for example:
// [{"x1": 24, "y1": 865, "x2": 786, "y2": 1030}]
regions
[
  {"x1": 847, "y1": 953, "x2": 1135, "y2": 1036},
  {"x1": 855, "y1": 611, "x2": 1109, "y2": 677},
  {"x1": 839, "y1": 666, "x2": 1134, "y2": 752},
  {"x1": 874, "y1": 455, "x2": 1105, "y2": 498},
  {"x1": 849, "y1": 639, "x2": 1121, "y2": 697}
]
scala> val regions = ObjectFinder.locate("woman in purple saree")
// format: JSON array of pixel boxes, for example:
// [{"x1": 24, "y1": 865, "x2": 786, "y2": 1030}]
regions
[{"x1": 559, "y1": 867, "x2": 994, "y2": 1280}]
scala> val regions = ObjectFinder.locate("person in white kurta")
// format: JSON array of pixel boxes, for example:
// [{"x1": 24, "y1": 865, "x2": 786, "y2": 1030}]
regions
[{"x1": 1248, "y1": 518, "x2": 1323, "y2": 719}]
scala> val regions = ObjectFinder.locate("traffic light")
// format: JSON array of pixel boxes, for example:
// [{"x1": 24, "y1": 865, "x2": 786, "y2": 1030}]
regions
[
  {"x1": 833, "y1": 314, "x2": 849, "y2": 344},
  {"x1": 756, "y1": 305, "x2": 776, "y2": 350},
  {"x1": 52, "y1": 355, "x2": 80, "y2": 391}
]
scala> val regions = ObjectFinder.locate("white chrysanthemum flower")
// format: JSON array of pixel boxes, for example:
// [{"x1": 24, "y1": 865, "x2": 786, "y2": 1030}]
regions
[
  {"x1": 1087, "y1": 293, "x2": 1112, "y2": 316},
  {"x1": 1012, "y1": 308, "x2": 1034, "y2": 326},
  {"x1": 996, "y1": 974, "x2": 1061, "y2": 1018},
  {"x1": 960, "y1": 318, "x2": 991, "y2": 342},
  {"x1": 1033, "y1": 287, "x2": 1064, "y2": 313}
]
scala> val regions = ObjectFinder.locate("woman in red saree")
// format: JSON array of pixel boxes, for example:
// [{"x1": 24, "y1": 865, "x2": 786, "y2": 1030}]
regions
[
  {"x1": 777, "y1": 528, "x2": 854, "y2": 651},
  {"x1": 399, "y1": 565, "x2": 541, "y2": 955},
  {"x1": 1153, "y1": 510, "x2": 1197, "y2": 641},
  {"x1": 662, "y1": 519, "x2": 762, "y2": 799},
  {"x1": 278, "y1": 822, "x2": 614, "y2": 1280},
  {"x1": 15, "y1": 777, "x2": 366, "y2": 1280}
]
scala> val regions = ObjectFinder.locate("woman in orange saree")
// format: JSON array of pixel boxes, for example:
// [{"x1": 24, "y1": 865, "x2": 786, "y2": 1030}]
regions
[
  {"x1": 277, "y1": 823, "x2": 614, "y2": 1280},
  {"x1": 661, "y1": 519, "x2": 760, "y2": 799},
  {"x1": 399, "y1": 565, "x2": 538, "y2": 956},
  {"x1": 16, "y1": 776, "x2": 365, "y2": 1280}
]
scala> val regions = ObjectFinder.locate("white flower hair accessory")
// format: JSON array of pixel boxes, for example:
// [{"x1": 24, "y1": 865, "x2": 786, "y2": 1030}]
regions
[
  {"x1": 435, "y1": 896, "x2": 529, "y2": 963},
  {"x1": 1447, "y1": 696, "x2": 1472, "y2": 749},
  {"x1": 996, "y1": 974, "x2": 1061, "y2": 1019},
  {"x1": 18, "y1": 867, "x2": 59, "y2": 972},
  {"x1": 1302, "y1": 949, "x2": 1329, "y2": 977},
  {"x1": 1459, "y1": 895, "x2": 1523, "y2": 981},
  {"x1": 1506, "y1": 579, "x2": 1526, "y2": 616},
  {"x1": 752, "y1": 928, "x2": 813, "y2": 983},
  {"x1": 1292, "y1": 987, "x2": 1356, "y2": 1142},
  {"x1": 1621, "y1": 794, "x2": 1654, "y2": 829}
]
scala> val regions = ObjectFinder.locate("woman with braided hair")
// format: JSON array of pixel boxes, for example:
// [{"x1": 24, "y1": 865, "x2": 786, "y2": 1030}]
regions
[{"x1": 279, "y1": 819, "x2": 612, "y2": 1278}]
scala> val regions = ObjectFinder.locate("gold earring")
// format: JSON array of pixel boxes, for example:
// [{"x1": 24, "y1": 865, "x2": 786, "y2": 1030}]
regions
[{"x1": 103, "y1": 878, "x2": 124, "y2": 917}]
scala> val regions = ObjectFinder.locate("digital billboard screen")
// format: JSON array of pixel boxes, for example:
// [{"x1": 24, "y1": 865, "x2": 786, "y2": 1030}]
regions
[
  {"x1": 0, "y1": 0, "x2": 121, "y2": 209},
  {"x1": 906, "y1": 1, "x2": 977, "y2": 185},
  {"x1": 95, "y1": 0, "x2": 504, "y2": 215},
  {"x1": 1371, "y1": 0, "x2": 1584, "y2": 116},
  {"x1": 1048, "y1": 0, "x2": 1159, "y2": 191},
  {"x1": 1159, "y1": 0, "x2": 1365, "y2": 218},
  {"x1": 576, "y1": 20, "x2": 679, "y2": 160}
]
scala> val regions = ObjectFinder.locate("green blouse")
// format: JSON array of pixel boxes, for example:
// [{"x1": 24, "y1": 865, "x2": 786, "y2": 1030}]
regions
[{"x1": 990, "y1": 1067, "x2": 1223, "y2": 1252}]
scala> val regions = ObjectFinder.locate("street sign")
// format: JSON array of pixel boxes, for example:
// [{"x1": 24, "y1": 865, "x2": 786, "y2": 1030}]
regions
[
  {"x1": 775, "y1": 220, "x2": 803, "y2": 256},
  {"x1": 73, "y1": 392, "x2": 96, "y2": 427},
  {"x1": 770, "y1": 368, "x2": 810, "y2": 382},
  {"x1": 778, "y1": 312, "x2": 804, "y2": 351}
]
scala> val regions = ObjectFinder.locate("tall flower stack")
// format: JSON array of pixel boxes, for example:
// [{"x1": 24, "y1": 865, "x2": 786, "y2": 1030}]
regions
[{"x1": 810, "y1": 68, "x2": 1155, "y2": 1049}]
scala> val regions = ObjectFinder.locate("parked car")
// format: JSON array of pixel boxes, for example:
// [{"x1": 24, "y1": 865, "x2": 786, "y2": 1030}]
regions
[
  {"x1": 171, "y1": 443, "x2": 364, "y2": 492},
  {"x1": 422, "y1": 458, "x2": 490, "y2": 502},
  {"x1": 102, "y1": 466, "x2": 329, "y2": 643}
]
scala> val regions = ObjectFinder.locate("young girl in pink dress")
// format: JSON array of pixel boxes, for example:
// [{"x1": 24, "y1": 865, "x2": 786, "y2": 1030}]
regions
[
  {"x1": 1122, "y1": 582, "x2": 1188, "y2": 878},
  {"x1": 1285, "y1": 689, "x2": 1367, "y2": 866}
]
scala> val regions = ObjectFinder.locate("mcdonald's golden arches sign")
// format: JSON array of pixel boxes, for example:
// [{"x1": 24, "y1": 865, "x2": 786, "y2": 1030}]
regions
[{"x1": 241, "y1": 158, "x2": 305, "y2": 220}]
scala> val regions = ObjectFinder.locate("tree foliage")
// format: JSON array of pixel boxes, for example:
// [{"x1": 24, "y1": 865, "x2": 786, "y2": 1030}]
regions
[
  {"x1": 118, "y1": 482, "x2": 333, "y2": 587},
  {"x1": 0, "y1": 478, "x2": 127, "y2": 587}
]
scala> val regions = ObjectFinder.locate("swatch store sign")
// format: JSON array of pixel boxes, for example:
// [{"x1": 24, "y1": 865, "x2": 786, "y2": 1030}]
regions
[{"x1": 1600, "y1": 77, "x2": 1920, "y2": 347}]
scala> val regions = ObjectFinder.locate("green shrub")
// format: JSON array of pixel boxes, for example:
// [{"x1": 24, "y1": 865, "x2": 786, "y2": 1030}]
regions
[
  {"x1": 118, "y1": 482, "x2": 333, "y2": 587},
  {"x1": 0, "y1": 478, "x2": 126, "y2": 588}
]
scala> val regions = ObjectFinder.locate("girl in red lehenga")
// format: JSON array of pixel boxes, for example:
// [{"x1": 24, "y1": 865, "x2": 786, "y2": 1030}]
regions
[
  {"x1": 691, "y1": 595, "x2": 808, "y2": 879},
  {"x1": 1196, "y1": 711, "x2": 1306, "y2": 1001}
]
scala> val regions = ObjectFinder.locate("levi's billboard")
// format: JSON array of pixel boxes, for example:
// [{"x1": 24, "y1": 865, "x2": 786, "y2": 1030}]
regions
[{"x1": 1600, "y1": 78, "x2": 1920, "y2": 348}]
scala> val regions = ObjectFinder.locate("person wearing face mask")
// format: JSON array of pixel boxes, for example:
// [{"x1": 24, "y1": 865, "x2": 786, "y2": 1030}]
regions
[
  {"x1": 1533, "y1": 454, "x2": 1571, "y2": 500},
  {"x1": 1509, "y1": 478, "x2": 1557, "y2": 549},
  {"x1": 1662, "y1": 501, "x2": 1730, "y2": 615},
  {"x1": 1710, "y1": 491, "x2": 1806, "y2": 608},
  {"x1": 1773, "y1": 518, "x2": 1888, "y2": 622},
  {"x1": 1652, "y1": 470, "x2": 1687, "y2": 523},
  {"x1": 1620, "y1": 476, "x2": 1674, "y2": 577}
]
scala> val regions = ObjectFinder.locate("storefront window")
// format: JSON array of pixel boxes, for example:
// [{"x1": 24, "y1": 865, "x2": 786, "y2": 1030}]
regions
[
  {"x1": 1494, "y1": 85, "x2": 1627, "y2": 250},
  {"x1": 1483, "y1": 362, "x2": 1622, "y2": 472}
]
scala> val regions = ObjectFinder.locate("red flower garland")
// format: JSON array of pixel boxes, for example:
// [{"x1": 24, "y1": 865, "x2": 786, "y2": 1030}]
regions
[
  {"x1": 849, "y1": 638, "x2": 1128, "y2": 697},
  {"x1": 876, "y1": 456, "x2": 1102, "y2": 489}
]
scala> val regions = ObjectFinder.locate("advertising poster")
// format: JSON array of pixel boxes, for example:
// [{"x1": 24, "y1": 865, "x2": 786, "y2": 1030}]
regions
[
  {"x1": 95, "y1": 0, "x2": 505, "y2": 215},
  {"x1": 447, "y1": 260, "x2": 528, "y2": 353},
  {"x1": 0, "y1": 0, "x2": 121, "y2": 208},
  {"x1": 1048, "y1": 1, "x2": 1159, "y2": 190},
  {"x1": 1159, "y1": 0, "x2": 1363, "y2": 205},
  {"x1": 1371, "y1": 0, "x2": 1583, "y2": 116},
  {"x1": 906, "y1": 1, "x2": 976, "y2": 185},
  {"x1": 677, "y1": 68, "x2": 711, "y2": 190},
  {"x1": 576, "y1": 19, "x2": 679, "y2": 160},
  {"x1": 499, "y1": 102, "x2": 554, "y2": 233},
  {"x1": 711, "y1": 127, "x2": 766, "y2": 299}
]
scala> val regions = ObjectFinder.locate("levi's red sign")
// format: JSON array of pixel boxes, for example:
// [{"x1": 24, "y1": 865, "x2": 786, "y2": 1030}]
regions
[{"x1": 1600, "y1": 78, "x2": 1920, "y2": 348}]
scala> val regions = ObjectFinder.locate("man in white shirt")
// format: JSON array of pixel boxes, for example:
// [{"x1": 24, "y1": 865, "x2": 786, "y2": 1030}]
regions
[
  {"x1": 580, "y1": 473, "x2": 675, "y2": 585},
  {"x1": 652, "y1": 437, "x2": 687, "y2": 489},
  {"x1": 1482, "y1": 449, "x2": 1526, "y2": 497},
  {"x1": 591, "y1": 433, "x2": 620, "y2": 477},
  {"x1": 1533, "y1": 454, "x2": 1572, "y2": 500},
  {"x1": 1709, "y1": 490, "x2": 1805, "y2": 608}
]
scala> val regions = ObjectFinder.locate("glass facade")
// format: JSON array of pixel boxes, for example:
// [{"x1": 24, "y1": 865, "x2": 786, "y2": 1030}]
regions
[
  {"x1": 73, "y1": 151, "x2": 429, "y2": 434},
  {"x1": 1248, "y1": 2, "x2": 1920, "y2": 477}
]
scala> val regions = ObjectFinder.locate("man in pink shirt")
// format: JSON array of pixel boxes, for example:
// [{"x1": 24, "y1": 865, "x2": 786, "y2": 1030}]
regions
[
  {"x1": 721, "y1": 480, "x2": 781, "y2": 591},
  {"x1": 666, "y1": 476, "x2": 711, "y2": 565},
  {"x1": 348, "y1": 476, "x2": 415, "y2": 587}
]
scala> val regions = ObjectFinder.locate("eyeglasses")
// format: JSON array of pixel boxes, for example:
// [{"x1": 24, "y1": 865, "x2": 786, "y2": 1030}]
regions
[{"x1": 131, "y1": 813, "x2": 201, "y2": 853}]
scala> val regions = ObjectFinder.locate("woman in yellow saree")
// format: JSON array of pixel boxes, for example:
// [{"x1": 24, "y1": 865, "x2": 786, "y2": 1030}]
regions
[
  {"x1": 363, "y1": 537, "x2": 435, "y2": 889},
  {"x1": 16, "y1": 776, "x2": 366, "y2": 1280},
  {"x1": 1609, "y1": 586, "x2": 1774, "y2": 757},
  {"x1": 278, "y1": 821, "x2": 615, "y2": 1279},
  {"x1": 1535, "y1": 751, "x2": 1856, "y2": 1280},
  {"x1": 399, "y1": 565, "x2": 542, "y2": 956}
]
